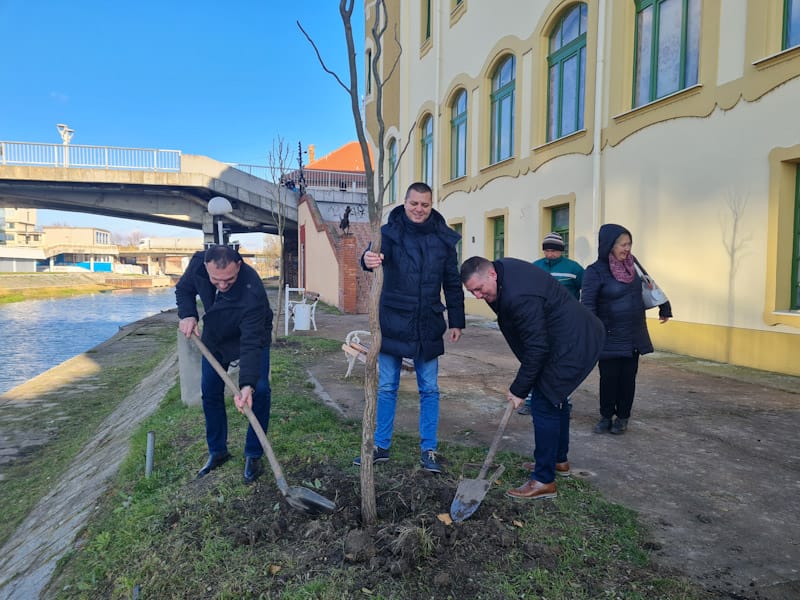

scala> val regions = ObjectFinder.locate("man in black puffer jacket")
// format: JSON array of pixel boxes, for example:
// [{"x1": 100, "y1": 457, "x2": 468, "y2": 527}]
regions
[
  {"x1": 354, "y1": 182, "x2": 465, "y2": 473},
  {"x1": 176, "y1": 245, "x2": 273, "y2": 484},
  {"x1": 461, "y1": 256, "x2": 605, "y2": 500}
]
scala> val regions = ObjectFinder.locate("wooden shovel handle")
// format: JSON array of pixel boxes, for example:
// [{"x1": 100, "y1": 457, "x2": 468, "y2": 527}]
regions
[
  {"x1": 190, "y1": 334, "x2": 289, "y2": 494},
  {"x1": 478, "y1": 400, "x2": 515, "y2": 480}
]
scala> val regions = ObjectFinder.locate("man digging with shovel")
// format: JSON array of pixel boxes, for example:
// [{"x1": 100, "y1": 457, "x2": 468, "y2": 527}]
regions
[
  {"x1": 176, "y1": 244, "x2": 273, "y2": 484},
  {"x1": 461, "y1": 256, "x2": 605, "y2": 500}
]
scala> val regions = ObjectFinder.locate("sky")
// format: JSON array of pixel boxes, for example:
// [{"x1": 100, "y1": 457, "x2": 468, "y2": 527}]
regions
[{"x1": 0, "y1": 0, "x2": 364, "y2": 248}]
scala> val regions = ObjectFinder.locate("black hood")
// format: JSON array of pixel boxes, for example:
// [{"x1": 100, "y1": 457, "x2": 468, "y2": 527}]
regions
[{"x1": 597, "y1": 224, "x2": 631, "y2": 261}]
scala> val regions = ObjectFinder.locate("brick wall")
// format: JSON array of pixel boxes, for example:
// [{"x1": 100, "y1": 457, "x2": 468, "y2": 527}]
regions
[{"x1": 299, "y1": 193, "x2": 376, "y2": 314}]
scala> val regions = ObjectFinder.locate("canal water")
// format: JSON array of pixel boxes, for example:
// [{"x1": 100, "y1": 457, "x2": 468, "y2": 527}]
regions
[{"x1": 0, "y1": 287, "x2": 177, "y2": 395}]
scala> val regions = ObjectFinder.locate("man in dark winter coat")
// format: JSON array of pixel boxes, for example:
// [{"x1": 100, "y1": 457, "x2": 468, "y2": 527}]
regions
[
  {"x1": 176, "y1": 244, "x2": 273, "y2": 483},
  {"x1": 461, "y1": 256, "x2": 605, "y2": 500},
  {"x1": 354, "y1": 182, "x2": 465, "y2": 473},
  {"x1": 517, "y1": 231, "x2": 586, "y2": 416}
]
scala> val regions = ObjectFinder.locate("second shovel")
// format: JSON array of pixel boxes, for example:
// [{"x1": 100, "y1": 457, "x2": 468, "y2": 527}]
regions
[{"x1": 450, "y1": 400, "x2": 514, "y2": 523}]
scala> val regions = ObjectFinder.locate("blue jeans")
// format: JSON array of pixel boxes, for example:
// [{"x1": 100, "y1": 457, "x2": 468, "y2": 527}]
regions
[
  {"x1": 529, "y1": 388, "x2": 571, "y2": 484},
  {"x1": 375, "y1": 352, "x2": 440, "y2": 452},
  {"x1": 201, "y1": 346, "x2": 271, "y2": 459}
]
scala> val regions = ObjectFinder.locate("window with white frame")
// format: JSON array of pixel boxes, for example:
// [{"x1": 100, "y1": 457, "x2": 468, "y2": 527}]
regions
[
  {"x1": 490, "y1": 56, "x2": 515, "y2": 164},
  {"x1": 548, "y1": 3, "x2": 587, "y2": 141},
  {"x1": 633, "y1": 0, "x2": 700, "y2": 107}
]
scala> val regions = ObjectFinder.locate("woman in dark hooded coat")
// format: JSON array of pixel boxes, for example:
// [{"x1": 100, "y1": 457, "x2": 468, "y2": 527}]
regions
[{"x1": 581, "y1": 224, "x2": 672, "y2": 434}]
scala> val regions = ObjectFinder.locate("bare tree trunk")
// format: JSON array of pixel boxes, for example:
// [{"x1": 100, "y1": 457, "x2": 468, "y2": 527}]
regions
[
  {"x1": 265, "y1": 137, "x2": 293, "y2": 342},
  {"x1": 299, "y1": 0, "x2": 396, "y2": 525}
]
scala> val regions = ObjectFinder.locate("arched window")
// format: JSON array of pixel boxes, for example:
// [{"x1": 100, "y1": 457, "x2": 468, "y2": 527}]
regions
[
  {"x1": 420, "y1": 115, "x2": 434, "y2": 185},
  {"x1": 548, "y1": 3, "x2": 587, "y2": 141},
  {"x1": 490, "y1": 56, "x2": 515, "y2": 164},
  {"x1": 634, "y1": 0, "x2": 700, "y2": 107},
  {"x1": 450, "y1": 89, "x2": 468, "y2": 179},
  {"x1": 785, "y1": 0, "x2": 800, "y2": 49},
  {"x1": 387, "y1": 138, "x2": 398, "y2": 204}
]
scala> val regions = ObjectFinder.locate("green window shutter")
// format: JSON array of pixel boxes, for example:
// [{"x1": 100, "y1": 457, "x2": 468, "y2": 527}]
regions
[
  {"x1": 547, "y1": 4, "x2": 587, "y2": 141},
  {"x1": 792, "y1": 165, "x2": 800, "y2": 309},
  {"x1": 633, "y1": 0, "x2": 700, "y2": 108},
  {"x1": 490, "y1": 57, "x2": 515, "y2": 164},
  {"x1": 450, "y1": 90, "x2": 468, "y2": 179},
  {"x1": 493, "y1": 217, "x2": 505, "y2": 260},
  {"x1": 784, "y1": 0, "x2": 800, "y2": 49}
]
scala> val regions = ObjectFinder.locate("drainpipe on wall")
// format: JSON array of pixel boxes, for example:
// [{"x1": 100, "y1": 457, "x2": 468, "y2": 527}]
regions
[
  {"x1": 434, "y1": 0, "x2": 442, "y2": 207},
  {"x1": 591, "y1": 0, "x2": 608, "y2": 243}
]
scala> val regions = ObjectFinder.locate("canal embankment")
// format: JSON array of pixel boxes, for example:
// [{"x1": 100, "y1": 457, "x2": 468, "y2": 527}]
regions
[
  {"x1": 0, "y1": 272, "x2": 173, "y2": 303},
  {"x1": 0, "y1": 310, "x2": 179, "y2": 598}
]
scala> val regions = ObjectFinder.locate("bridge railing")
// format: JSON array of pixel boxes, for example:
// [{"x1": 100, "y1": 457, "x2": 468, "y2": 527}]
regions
[
  {"x1": 231, "y1": 163, "x2": 367, "y2": 191},
  {"x1": 0, "y1": 141, "x2": 181, "y2": 171}
]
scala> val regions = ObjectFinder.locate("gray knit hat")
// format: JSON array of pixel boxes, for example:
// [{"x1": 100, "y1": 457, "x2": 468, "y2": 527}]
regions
[{"x1": 542, "y1": 232, "x2": 565, "y2": 251}]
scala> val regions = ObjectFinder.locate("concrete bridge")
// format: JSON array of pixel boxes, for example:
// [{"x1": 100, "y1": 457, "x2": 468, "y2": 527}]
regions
[{"x1": 0, "y1": 141, "x2": 299, "y2": 239}]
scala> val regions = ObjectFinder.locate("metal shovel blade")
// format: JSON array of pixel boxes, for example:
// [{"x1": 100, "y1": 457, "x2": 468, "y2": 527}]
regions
[
  {"x1": 449, "y1": 400, "x2": 514, "y2": 522},
  {"x1": 285, "y1": 487, "x2": 337, "y2": 516},
  {"x1": 450, "y1": 464, "x2": 505, "y2": 522}
]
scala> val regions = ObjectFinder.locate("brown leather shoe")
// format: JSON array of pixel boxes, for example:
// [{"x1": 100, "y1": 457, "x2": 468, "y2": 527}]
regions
[
  {"x1": 521, "y1": 461, "x2": 571, "y2": 477},
  {"x1": 506, "y1": 479, "x2": 557, "y2": 500}
]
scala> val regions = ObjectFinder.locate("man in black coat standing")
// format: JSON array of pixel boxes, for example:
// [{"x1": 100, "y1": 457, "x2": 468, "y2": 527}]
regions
[
  {"x1": 461, "y1": 256, "x2": 605, "y2": 499},
  {"x1": 176, "y1": 245, "x2": 273, "y2": 484},
  {"x1": 355, "y1": 182, "x2": 465, "y2": 473}
]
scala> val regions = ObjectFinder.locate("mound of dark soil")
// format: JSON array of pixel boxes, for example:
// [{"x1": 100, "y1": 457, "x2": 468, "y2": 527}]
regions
[{"x1": 170, "y1": 458, "x2": 693, "y2": 599}]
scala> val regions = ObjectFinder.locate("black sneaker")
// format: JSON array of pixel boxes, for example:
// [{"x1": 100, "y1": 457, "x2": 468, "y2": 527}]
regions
[
  {"x1": 353, "y1": 446, "x2": 390, "y2": 466},
  {"x1": 593, "y1": 417, "x2": 612, "y2": 433},
  {"x1": 610, "y1": 418, "x2": 628, "y2": 435},
  {"x1": 420, "y1": 450, "x2": 443, "y2": 473}
]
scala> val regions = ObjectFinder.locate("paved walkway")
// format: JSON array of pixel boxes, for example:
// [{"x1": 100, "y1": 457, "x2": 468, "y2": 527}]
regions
[{"x1": 303, "y1": 310, "x2": 800, "y2": 600}]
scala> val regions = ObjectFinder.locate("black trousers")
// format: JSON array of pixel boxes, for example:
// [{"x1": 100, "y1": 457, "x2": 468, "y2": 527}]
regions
[{"x1": 598, "y1": 353, "x2": 640, "y2": 419}]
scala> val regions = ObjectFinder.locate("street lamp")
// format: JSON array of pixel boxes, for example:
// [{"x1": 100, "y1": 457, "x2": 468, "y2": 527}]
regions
[
  {"x1": 56, "y1": 123, "x2": 74, "y2": 167},
  {"x1": 207, "y1": 196, "x2": 233, "y2": 245}
]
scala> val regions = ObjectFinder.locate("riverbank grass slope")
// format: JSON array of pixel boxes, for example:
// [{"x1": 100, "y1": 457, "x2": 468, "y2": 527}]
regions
[{"x1": 0, "y1": 320, "x2": 177, "y2": 547}]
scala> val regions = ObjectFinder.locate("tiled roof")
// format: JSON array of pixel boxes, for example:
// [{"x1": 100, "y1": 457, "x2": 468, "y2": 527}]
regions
[{"x1": 306, "y1": 141, "x2": 373, "y2": 172}]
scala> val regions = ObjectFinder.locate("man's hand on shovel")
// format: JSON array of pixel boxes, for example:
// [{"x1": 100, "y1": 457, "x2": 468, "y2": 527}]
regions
[
  {"x1": 507, "y1": 390, "x2": 525, "y2": 410},
  {"x1": 234, "y1": 385, "x2": 254, "y2": 414}
]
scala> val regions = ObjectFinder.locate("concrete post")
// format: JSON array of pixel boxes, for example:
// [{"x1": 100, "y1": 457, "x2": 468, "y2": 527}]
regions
[{"x1": 177, "y1": 330, "x2": 202, "y2": 406}]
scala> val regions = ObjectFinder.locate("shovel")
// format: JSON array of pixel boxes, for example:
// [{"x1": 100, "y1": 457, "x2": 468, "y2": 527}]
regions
[
  {"x1": 450, "y1": 400, "x2": 514, "y2": 522},
  {"x1": 191, "y1": 334, "x2": 336, "y2": 516}
]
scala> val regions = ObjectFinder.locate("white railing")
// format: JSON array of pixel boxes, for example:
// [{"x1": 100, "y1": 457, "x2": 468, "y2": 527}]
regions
[
  {"x1": 231, "y1": 163, "x2": 367, "y2": 191},
  {"x1": 304, "y1": 169, "x2": 366, "y2": 191},
  {"x1": 0, "y1": 141, "x2": 181, "y2": 171}
]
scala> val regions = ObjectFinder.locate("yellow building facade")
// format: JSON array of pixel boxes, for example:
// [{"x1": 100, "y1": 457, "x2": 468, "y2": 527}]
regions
[
  {"x1": 0, "y1": 207, "x2": 41, "y2": 246},
  {"x1": 364, "y1": 0, "x2": 800, "y2": 375}
]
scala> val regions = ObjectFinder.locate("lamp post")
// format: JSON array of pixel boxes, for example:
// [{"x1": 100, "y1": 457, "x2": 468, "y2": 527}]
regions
[
  {"x1": 56, "y1": 123, "x2": 74, "y2": 167},
  {"x1": 207, "y1": 196, "x2": 233, "y2": 245}
]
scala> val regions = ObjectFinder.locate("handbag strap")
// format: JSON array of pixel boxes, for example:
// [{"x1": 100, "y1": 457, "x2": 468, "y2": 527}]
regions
[{"x1": 632, "y1": 257, "x2": 649, "y2": 277}]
